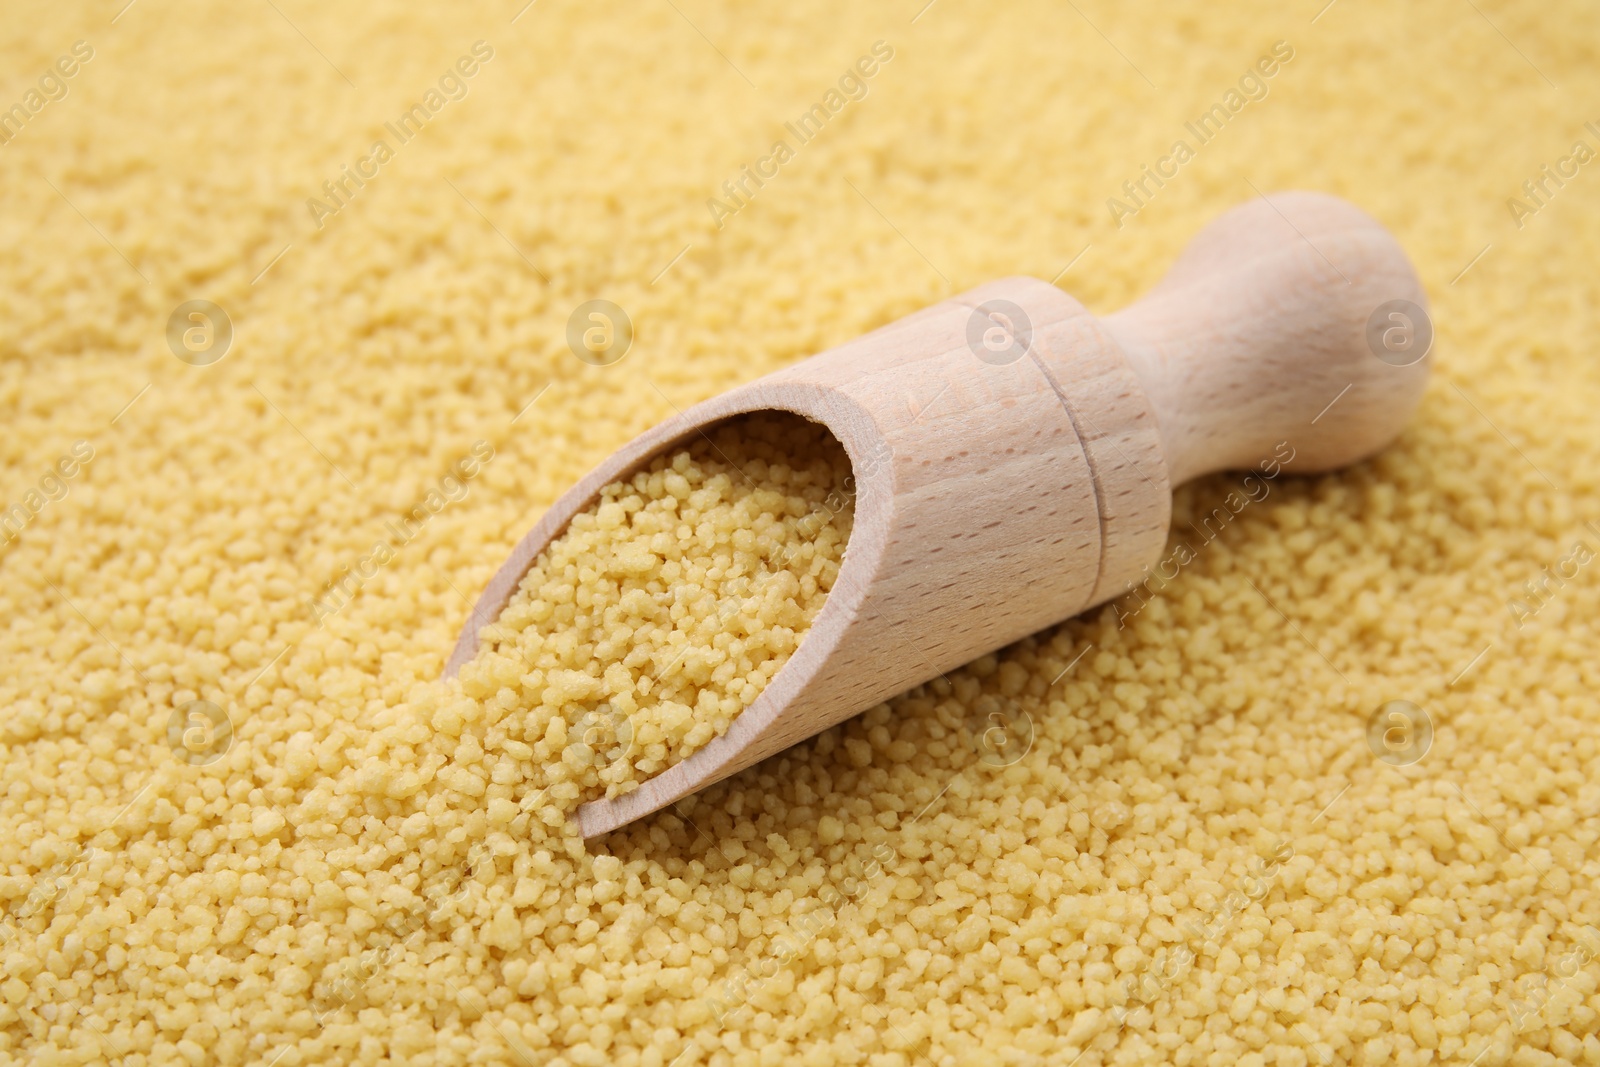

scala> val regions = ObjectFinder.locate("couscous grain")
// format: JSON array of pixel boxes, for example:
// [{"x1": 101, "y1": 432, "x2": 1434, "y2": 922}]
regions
[
  {"x1": 461, "y1": 412, "x2": 854, "y2": 800},
  {"x1": 1, "y1": 3, "x2": 1596, "y2": 1065}
]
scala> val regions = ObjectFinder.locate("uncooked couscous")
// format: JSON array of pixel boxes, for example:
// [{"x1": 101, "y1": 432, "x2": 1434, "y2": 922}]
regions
[
  {"x1": 2, "y1": 2, "x2": 1598, "y2": 1066},
  {"x1": 459, "y1": 411, "x2": 855, "y2": 802}
]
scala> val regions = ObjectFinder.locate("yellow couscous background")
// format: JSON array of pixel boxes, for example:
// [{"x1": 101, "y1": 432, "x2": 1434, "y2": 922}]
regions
[{"x1": 2, "y1": 1, "x2": 1597, "y2": 1064}]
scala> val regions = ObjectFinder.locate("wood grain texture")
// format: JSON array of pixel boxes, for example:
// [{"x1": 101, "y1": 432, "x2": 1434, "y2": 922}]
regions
[
  {"x1": 444, "y1": 191, "x2": 1431, "y2": 838},
  {"x1": 1105, "y1": 192, "x2": 1431, "y2": 485}
]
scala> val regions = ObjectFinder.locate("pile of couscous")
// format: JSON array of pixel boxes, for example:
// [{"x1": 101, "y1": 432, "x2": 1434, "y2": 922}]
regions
[
  {"x1": 1, "y1": 1, "x2": 1597, "y2": 1065},
  {"x1": 460, "y1": 412, "x2": 853, "y2": 802}
]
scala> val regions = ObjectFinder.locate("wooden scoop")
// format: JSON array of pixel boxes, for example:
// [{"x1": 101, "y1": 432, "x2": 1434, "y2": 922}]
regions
[{"x1": 447, "y1": 191, "x2": 1431, "y2": 838}]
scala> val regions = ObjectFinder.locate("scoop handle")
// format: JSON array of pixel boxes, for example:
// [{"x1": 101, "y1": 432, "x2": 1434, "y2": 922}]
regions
[{"x1": 1103, "y1": 191, "x2": 1431, "y2": 487}]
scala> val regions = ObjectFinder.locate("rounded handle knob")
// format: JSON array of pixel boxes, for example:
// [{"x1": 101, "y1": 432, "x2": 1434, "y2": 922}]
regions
[{"x1": 1104, "y1": 191, "x2": 1431, "y2": 487}]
